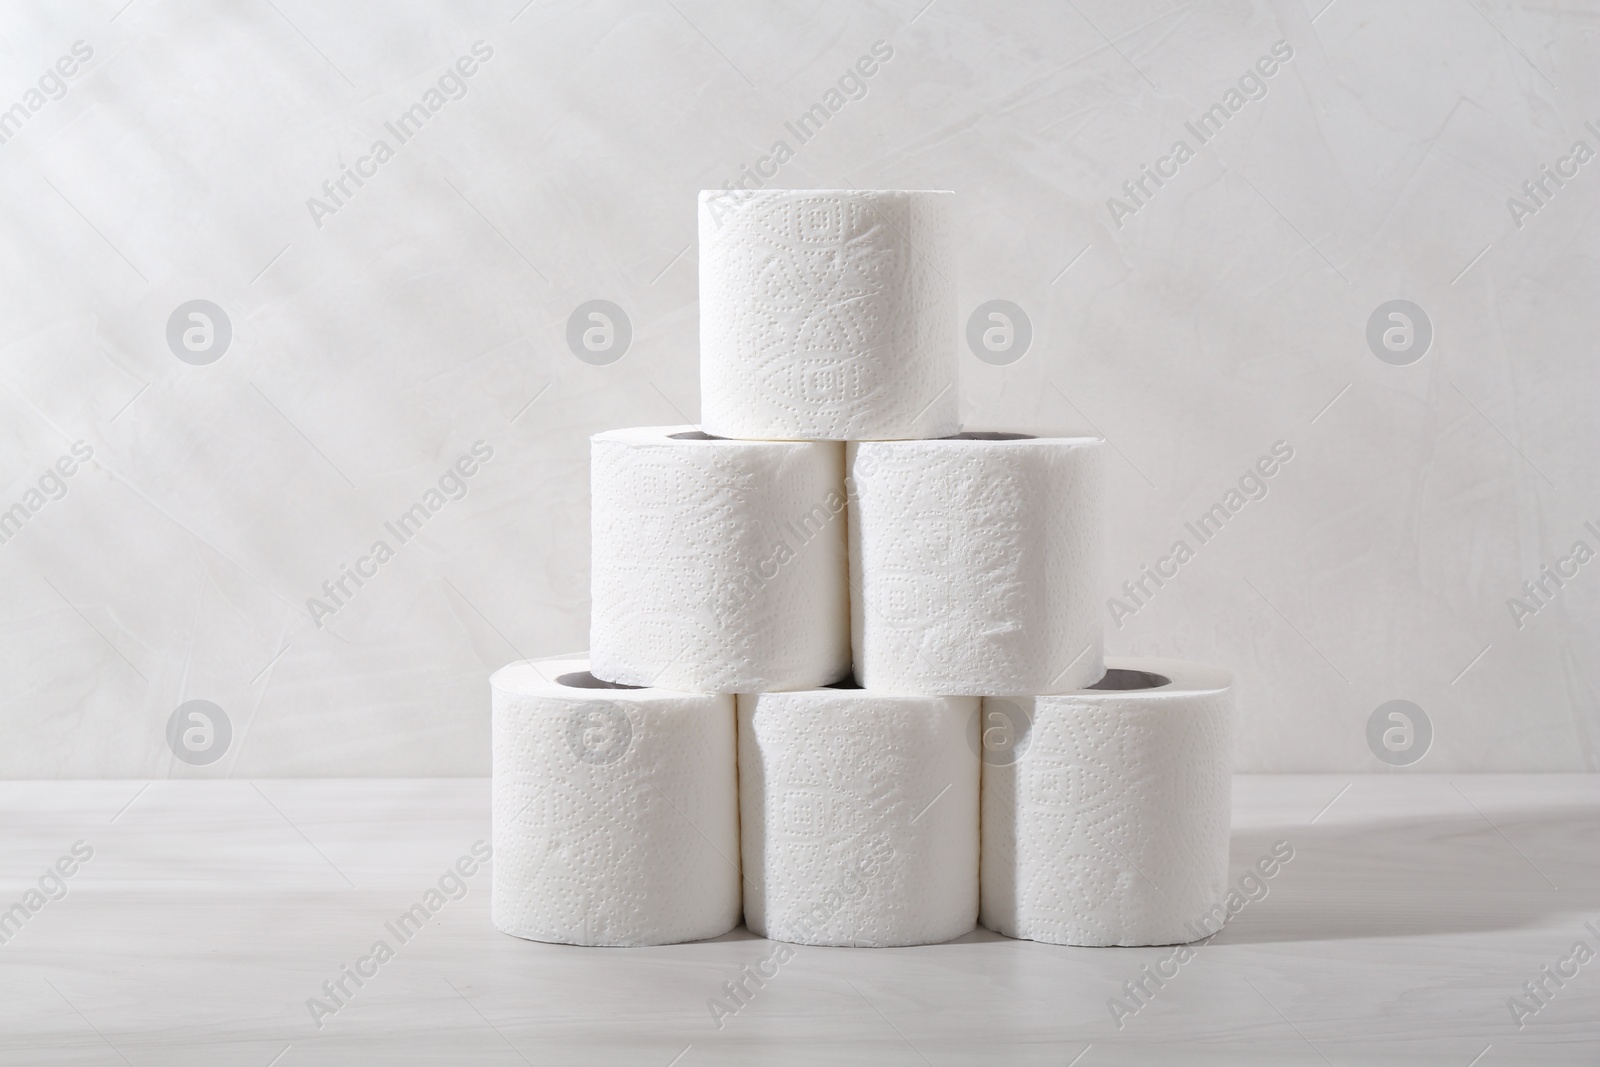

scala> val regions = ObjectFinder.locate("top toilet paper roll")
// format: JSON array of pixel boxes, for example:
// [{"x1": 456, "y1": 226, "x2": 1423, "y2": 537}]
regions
[
  {"x1": 698, "y1": 189, "x2": 959, "y2": 441},
  {"x1": 490, "y1": 657, "x2": 741, "y2": 947},
  {"x1": 979, "y1": 657, "x2": 1233, "y2": 947},
  {"x1": 589, "y1": 426, "x2": 851, "y2": 692},
  {"x1": 848, "y1": 433, "x2": 1103, "y2": 695}
]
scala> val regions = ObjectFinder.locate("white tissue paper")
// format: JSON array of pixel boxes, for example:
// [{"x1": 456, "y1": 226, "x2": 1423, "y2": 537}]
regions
[
  {"x1": 589, "y1": 426, "x2": 850, "y2": 692},
  {"x1": 698, "y1": 189, "x2": 959, "y2": 441},
  {"x1": 848, "y1": 433, "x2": 1103, "y2": 695},
  {"x1": 738, "y1": 687, "x2": 979, "y2": 947},
  {"x1": 979, "y1": 657, "x2": 1234, "y2": 947},
  {"x1": 491, "y1": 657, "x2": 741, "y2": 947}
]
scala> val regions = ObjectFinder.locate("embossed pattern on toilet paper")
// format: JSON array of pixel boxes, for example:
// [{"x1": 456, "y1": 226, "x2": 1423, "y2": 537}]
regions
[
  {"x1": 739, "y1": 689, "x2": 979, "y2": 947},
  {"x1": 849, "y1": 436, "x2": 1103, "y2": 695},
  {"x1": 590, "y1": 427, "x2": 850, "y2": 692},
  {"x1": 491, "y1": 659, "x2": 741, "y2": 947},
  {"x1": 980, "y1": 658, "x2": 1233, "y2": 947},
  {"x1": 699, "y1": 190, "x2": 959, "y2": 440}
]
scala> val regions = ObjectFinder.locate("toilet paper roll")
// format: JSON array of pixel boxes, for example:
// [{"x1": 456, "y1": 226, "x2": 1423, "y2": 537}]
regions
[
  {"x1": 979, "y1": 658, "x2": 1234, "y2": 947},
  {"x1": 738, "y1": 686, "x2": 979, "y2": 947},
  {"x1": 698, "y1": 189, "x2": 959, "y2": 441},
  {"x1": 590, "y1": 426, "x2": 850, "y2": 692},
  {"x1": 491, "y1": 658, "x2": 741, "y2": 947},
  {"x1": 848, "y1": 433, "x2": 1103, "y2": 695}
]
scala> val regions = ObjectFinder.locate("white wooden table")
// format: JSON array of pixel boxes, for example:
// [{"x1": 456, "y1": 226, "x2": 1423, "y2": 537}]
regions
[{"x1": 2, "y1": 775, "x2": 1595, "y2": 1065}]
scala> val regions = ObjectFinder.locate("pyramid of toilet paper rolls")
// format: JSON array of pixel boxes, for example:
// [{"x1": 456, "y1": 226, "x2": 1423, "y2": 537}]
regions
[{"x1": 491, "y1": 190, "x2": 1234, "y2": 950}]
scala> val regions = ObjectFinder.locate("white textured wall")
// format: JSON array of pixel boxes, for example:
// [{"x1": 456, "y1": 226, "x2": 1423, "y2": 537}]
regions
[{"x1": 1, "y1": 0, "x2": 1594, "y2": 776}]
